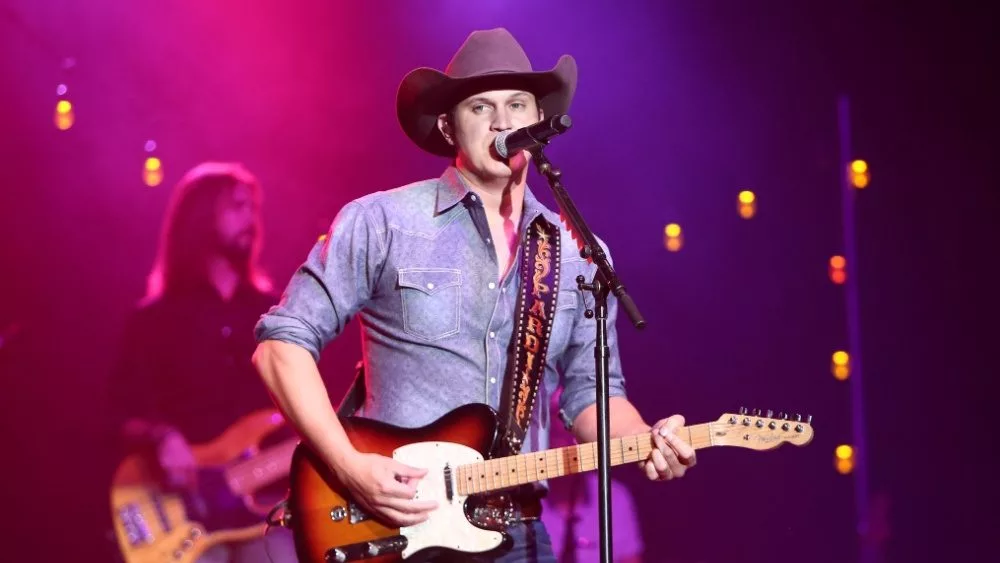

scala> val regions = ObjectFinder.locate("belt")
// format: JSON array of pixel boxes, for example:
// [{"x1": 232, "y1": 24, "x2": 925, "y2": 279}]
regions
[{"x1": 467, "y1": 490, "x2": 543, "y2": 530}]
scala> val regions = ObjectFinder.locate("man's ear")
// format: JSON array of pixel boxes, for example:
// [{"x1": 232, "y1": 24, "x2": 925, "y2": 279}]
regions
[{"x1": 437, "y1": 114, "x2": 455, "y2": 146}]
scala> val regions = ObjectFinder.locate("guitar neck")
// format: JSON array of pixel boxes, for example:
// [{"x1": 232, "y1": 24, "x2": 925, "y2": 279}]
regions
[
  {"x1": 224, "y1": 438, "x2": 298, "y2": 495},
  {"x1": 456, "y1": 423, "x2": 716, "y2": 496}
]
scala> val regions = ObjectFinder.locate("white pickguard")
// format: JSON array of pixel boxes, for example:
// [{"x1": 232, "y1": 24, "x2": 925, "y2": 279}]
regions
[{"x1": 394, "y1": 442, "x2": 504, "y2": 559}]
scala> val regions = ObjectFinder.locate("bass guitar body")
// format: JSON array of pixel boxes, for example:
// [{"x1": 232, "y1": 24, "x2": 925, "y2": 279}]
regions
[{"x1": 111, "y1": 409, "x2": 292, "y2": 563}]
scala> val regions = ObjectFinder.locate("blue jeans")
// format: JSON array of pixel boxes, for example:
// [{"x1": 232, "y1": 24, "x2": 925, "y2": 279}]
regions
[{"x1": 432, "y1": 520, "x2": 557, "y2": 562}]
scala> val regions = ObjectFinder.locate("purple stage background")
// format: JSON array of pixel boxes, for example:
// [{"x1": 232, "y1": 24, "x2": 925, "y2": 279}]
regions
[{"x1": 1, "y1": 1, "x2": 993, "y2": 561}]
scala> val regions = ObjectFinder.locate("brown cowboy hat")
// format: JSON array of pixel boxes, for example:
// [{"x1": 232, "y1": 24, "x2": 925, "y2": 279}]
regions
[{"x1": 396, "y1": 28, "x2": 578, "y2": 157}]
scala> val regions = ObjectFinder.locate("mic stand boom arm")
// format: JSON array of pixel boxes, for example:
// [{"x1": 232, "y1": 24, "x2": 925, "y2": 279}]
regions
[{"x1": 530, "y1": 146, "x2": 646, "y2": 563}]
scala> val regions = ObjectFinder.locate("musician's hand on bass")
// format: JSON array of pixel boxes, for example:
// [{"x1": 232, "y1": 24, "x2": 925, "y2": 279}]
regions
[
  {"x1": 334, "y1": 451, "x2": 438, "y2": 527},
  {"x1": 157, "y1": 429, "x2": 197, "y2": 489}
]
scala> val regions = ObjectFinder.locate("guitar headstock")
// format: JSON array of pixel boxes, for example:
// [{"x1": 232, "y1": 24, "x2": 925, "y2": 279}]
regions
[{"x1": 710, "y1": 408, "x2": 814, "y2": 450}]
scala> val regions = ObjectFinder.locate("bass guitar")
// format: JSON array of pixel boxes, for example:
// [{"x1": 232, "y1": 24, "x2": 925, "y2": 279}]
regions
[
  {"x1": 285, "y1": 404, "x2": 814, "y2": 562},
  {"x1": 110, "y1": 409, "x2": 296, "y2": 562}
]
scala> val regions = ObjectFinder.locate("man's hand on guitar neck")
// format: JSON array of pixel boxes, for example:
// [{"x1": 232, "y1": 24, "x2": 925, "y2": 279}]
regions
[
  {"x1": 334, "y1": 451, "x2": 438, "y2": 527},
  {"x1": 572, "y1": 397, "x2": 697, "y2": 482},
  {"x1": 643, "y1": 415, "x2": 697, "y2": 481}
]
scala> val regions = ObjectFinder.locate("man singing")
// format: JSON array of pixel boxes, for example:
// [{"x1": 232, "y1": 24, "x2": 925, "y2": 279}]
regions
[{"x1": 253, "y1": 28, "x2": 695, "y2": 561}]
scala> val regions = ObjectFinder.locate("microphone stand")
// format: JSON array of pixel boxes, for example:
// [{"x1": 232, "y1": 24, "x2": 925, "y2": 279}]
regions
[{"x1": 531, "y1": 146, "x2": 645, "y2": 563}]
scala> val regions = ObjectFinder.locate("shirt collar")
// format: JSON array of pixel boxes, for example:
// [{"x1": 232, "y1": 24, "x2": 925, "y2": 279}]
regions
[
  {"x1": 435, "y1": 166, "x2": 472, "y2": 215},
  {"x1": 435, "y1": 165, "x2": 549, "y2": 224}
]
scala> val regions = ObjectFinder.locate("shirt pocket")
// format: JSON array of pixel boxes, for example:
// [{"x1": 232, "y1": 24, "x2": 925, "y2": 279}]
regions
[
  {"x1": 397, "y1": 268, "x2": 462, "y2": 341},
  {"x1": 556, "y1": 289, "x2": 579, "y2": 312}
]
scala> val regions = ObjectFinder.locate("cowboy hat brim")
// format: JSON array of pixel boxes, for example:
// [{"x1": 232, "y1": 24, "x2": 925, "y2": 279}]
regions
[{"x1": 396, "y1": 55, "x2": 578, "y2": 157}]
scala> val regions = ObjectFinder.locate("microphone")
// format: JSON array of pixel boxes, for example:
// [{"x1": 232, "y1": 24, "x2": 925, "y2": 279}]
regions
[{"x1": 494, "y1": 114, "x2": 573, "y2": 159}]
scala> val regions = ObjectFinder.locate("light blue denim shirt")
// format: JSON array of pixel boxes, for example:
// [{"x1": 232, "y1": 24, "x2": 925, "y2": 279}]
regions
[{"x1": 254, "y1": 166, "x2": 627, "y2": 455}]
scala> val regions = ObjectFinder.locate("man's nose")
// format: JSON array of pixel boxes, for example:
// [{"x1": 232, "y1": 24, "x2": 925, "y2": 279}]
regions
[{"x1": 491, "y1": 108, "x2": 512, "y2": 132}]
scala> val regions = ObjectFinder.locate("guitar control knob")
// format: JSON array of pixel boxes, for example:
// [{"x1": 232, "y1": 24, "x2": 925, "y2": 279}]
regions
[
  {"x1": 190, "y1": 528, "x2": 202, "y2": 539},
  {"x1": 327, "y1": 548, "x2": 347, "y2": 562},
  {"x1": 173, "y1": 549, "x2": 183, "y2": 559},
  {"x1": 368, "y1": 542, "x2": 381, "y2": 556}
]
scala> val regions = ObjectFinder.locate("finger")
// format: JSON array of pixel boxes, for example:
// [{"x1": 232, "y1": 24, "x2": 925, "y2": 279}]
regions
[
  {"x1": 643, "y1": 459, "x2": 659, "y2": 481},
  {"x1": 660, "y1": 414, "x2": 686, "y2": 434},
  {"x1": 393, "y1": 461, "x2": 428, "y2": 479},
  {"x1": 650, "y1": 418, "x2": 668, "y2": 435},
  {"x1": 651, "y1": 433, "x2": 671, "y2": 469},
  {"x1": 661, "y1": 429, "x2": 696, "y2": 466},
  {"x1": 379, "y1": 477, "x2": 421, "y2": 499},
  {"x1": 651, "y1": 448, "x2": 670, "y2": 476}
]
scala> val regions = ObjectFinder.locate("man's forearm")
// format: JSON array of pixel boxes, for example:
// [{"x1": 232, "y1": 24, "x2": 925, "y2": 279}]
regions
[
  {"x1": 571, "y1": 396, "x2": 651, "y2": 443},
  {"x1": 252, "y1": 339, "x2": 356, "y2": 472}
]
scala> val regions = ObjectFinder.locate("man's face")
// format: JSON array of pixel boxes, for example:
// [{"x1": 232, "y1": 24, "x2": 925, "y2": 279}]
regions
[
  {"x1": 215, "y1": 183, "x2": 259, "y2": 261},
  {"x1": 441, "y1": 89, "x2": 542, "y2": 183}
]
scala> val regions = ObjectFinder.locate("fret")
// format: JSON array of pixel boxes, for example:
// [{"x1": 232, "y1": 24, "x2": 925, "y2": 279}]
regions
[
  {"x1": 547, "y1": 449, "x2": 560, "y2": 478},
  {"x1": 506, "y1": 455, "x2": 518, "y2": 487},
  {"x1": 485, "y1": 459, "x2": 493, "y2": 492},
  {"x1": 489, "y1": 459, "x2": 502, "y2": 490},
  {"x1": 535, "y1": 452, "x2": 548, "y2": 481}
]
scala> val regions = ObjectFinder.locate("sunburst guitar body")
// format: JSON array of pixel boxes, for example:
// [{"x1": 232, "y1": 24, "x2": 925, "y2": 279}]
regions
[{"x1": 287, "y1": 404, "x2": 814, "y2": 562}]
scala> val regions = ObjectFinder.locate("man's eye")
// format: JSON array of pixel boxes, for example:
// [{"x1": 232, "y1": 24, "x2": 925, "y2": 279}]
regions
[
  {"x1": 510, "y1": 102, "x2": 525, "y2": 110},
  {"x1": 472, "y1": 104, "x2": 491, "y2": 114}
]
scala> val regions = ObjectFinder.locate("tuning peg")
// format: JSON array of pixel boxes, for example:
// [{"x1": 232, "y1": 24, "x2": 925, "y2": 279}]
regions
[
  {"x1": 795, "y1": 413, "x2": 802, "y2": 422},
  {"x1": 781, "y1": 413, "x2": 789, "y2": 420},
  {"x1": 766, "y1": 409, "x2": 774, "y2": 418},
  {"x1": 752, "y1": 408, "x2": 761, "y2": 416},
  {"x1": 806, "y1": 414, "x2": 813, "y2": 424},
  {"x1": 739, "y1": 406, "x2": 747, "y2": 415}
]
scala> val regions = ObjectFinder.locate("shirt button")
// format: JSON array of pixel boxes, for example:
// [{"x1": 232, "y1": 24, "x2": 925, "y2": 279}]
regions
[
  {"x1": 221, "y1": 326, "x2": 232, "y2": 338},
  {"x1": 490, "y1": 377, "x2": 497, "y2": 384},
  {"x1": 489, "y1": 331, "x2": 496, "y2": 338},
  {"x1": 486, "y1": 238, "x2": 492, "y2": 243},
  {"x1": 470, "y1": 194, "x2": 477, "y2": 201},
  {"x1": 488, "y1": 282, "x2": 496, "y2": 290},
  {"x1": 426, "y1": 282, "x2": 435, "y2": 290}
]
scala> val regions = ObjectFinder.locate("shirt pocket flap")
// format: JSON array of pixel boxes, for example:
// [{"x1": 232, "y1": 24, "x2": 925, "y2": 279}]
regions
[{"x1": 397, "y1": 268, "x2": 462, "y2": 296}]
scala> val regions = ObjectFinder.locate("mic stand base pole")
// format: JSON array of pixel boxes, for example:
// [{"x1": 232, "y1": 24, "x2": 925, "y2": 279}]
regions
[
  {"x1": 576, "y1": 272, "x2": 613, "y2": 563},
  {"x1": 532, "y1": 146, "x2": 646, "y2": 563}
]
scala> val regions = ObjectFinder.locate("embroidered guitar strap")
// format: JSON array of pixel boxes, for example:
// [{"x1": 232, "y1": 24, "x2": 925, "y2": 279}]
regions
[{"x1": 496, "y1": 215, "x2": 561, "y2": 457}]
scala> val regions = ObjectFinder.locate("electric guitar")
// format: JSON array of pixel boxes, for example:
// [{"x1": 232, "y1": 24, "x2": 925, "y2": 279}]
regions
[
  {"x1": 285, "y1": 404, "x2": 814, "y2": 562},
  {"x1": 109, "y1": 409, "x2": 296, "y2": 563}
]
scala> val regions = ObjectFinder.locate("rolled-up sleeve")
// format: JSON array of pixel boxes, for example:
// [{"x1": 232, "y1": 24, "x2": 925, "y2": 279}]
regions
[
  {"x1": 255, "y1": 201, "x2": 386, "y2": 362},
  {"x1": 556, "y1": 239, "x2": 628, "y2": 425}
]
